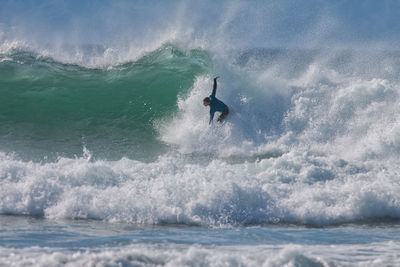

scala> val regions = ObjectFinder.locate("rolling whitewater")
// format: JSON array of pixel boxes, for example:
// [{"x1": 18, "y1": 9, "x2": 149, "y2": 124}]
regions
[{"x1": 2, "y1": 1, "x2": 400, "y2": 266}]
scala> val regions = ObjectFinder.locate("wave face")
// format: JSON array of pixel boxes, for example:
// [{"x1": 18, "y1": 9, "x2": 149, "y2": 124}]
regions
[
  {"x1": 2, "y1": 0, "x2": 400, "y2": 227},
  {"x1": 0, "y1": 45, "x2": 210, "y2": 160}
]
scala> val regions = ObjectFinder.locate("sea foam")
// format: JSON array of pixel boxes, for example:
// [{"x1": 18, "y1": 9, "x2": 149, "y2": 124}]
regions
[{"x1": 1, "y1": 146, "x2": 400, "y2": 227}]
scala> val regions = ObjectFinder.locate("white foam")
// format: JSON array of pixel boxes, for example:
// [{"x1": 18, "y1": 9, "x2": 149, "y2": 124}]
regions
[
  {"x1": 0, "y1": 40, "x2": 29, "y2": 54},
  {"x1": 159, "y1": 73, "x2": 287, "y2": 158},
  {"x1": 159, "y1": 46, "x2": 400, "y2": 165},
  {"x1": 1, "y1": 147, "x2": 400, "y2": 227}
]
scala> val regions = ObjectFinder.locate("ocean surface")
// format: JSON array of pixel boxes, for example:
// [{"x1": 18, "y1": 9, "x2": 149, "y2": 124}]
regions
[{"x1": 2, "y1": 1, "x2": 400, "y2": 266}]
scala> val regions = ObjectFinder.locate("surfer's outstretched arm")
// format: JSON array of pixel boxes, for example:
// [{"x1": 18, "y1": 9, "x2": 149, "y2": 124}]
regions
[{"x1": 212, "y1": 76, "x2": 220, "y2": 96}]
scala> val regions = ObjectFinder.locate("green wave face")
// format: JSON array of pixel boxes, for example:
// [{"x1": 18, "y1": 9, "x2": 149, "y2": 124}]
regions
[{"x1": 0, "y1": 44, "x2": 211, "y2": 161}]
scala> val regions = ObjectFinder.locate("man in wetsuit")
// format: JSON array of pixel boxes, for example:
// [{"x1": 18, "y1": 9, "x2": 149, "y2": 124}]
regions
[{"x1": 203, "y1": 76, "x2": 229, "y2": 124}]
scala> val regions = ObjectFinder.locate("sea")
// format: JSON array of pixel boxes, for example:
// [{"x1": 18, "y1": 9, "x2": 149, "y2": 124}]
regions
[{"x1": 2, "y1": 1, "x2": 400, "y2": 266}]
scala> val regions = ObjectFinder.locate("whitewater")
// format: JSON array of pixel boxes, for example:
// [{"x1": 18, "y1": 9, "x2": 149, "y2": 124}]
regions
[{"x1": 2, "y1": 0, "x2": 400, "y2": 266}]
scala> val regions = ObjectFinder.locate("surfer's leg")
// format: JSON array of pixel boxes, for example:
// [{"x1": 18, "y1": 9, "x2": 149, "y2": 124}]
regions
[{"x1": 217, "y1": 107, "x2": 229, "y2": 123}]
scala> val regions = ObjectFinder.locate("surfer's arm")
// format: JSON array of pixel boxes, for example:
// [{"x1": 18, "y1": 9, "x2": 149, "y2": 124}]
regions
[{"x1": 212, "y1": 76, "x2": 220, "y2": 96}]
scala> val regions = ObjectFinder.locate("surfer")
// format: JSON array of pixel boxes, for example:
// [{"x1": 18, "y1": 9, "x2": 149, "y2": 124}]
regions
[{"x1": 203, "y1": 76, "x2": 229, "y2": 124}]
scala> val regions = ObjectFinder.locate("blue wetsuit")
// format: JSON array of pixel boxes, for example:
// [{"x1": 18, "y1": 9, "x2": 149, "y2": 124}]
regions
[{"x1": 209, "y1": 78, "x2": 229, "y2": 122}]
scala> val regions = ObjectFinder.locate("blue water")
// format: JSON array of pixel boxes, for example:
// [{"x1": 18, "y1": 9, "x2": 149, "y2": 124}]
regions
[{"x1": 1, "y1": 215, "x2": 400, "y2": 266}]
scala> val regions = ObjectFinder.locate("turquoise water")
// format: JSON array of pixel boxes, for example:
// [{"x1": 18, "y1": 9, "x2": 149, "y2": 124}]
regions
[{"x1": 0, "y1": 45, "x2": 210, "y2": 161}]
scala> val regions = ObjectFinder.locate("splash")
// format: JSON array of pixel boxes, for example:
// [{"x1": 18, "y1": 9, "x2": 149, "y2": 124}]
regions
[{"x1": 2, "y1": 1, "x2": 400, "y2": 228}]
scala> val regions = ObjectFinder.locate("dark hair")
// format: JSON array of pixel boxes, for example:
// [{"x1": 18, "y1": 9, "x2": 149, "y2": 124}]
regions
[{"x1": 203, "y1": 97, "x2": 210, "y2": 102}]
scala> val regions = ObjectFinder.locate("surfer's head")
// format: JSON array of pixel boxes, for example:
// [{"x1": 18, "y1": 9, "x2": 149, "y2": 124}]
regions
[{"x1": 203, "y1": 97, "x2": 210, "y2": 106}]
